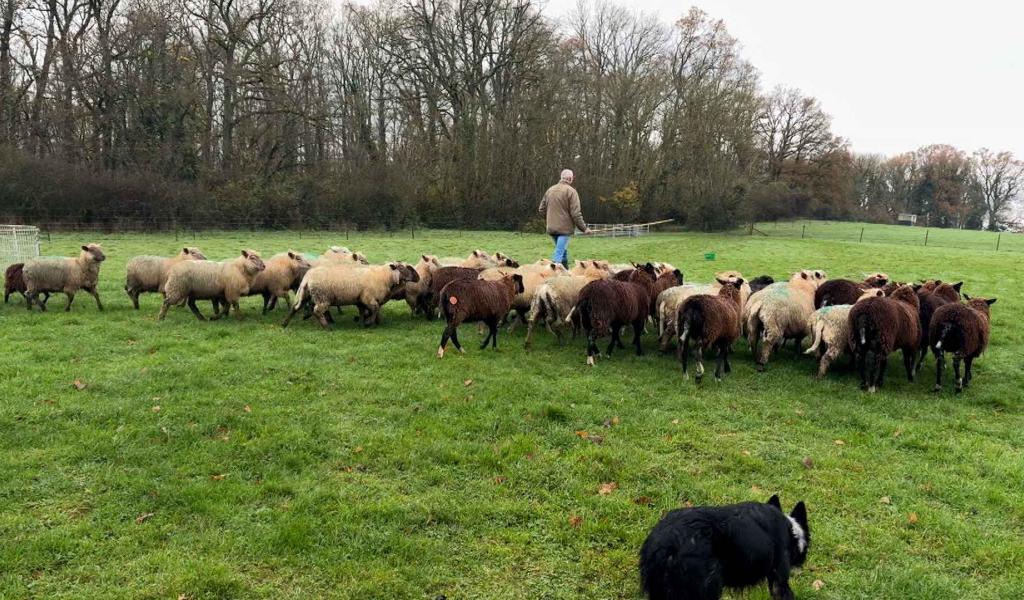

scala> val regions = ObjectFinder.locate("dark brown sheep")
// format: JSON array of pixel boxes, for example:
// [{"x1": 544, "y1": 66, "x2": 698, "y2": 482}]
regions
[
  {"x1": 930, "y1": 296, "x2": 995, "y2": 393},
  {"x1": 436, "y1": 274, "x2": 525, "y2": 358},
  {"x1": 914, "y1": 281, "x2": 963, "y2": 372},
  {"x1": 576, "y1": 263, "x2": 658, "y2": 365},
  {"x1": 5, "y1": 263, "x2": 50, "y2": 306},
  {"x1": 677, "y1": 279, "x2": 744, "y2": 383},
  {"x1": 420, "y1": 266, "x2": 484, "y2": 318},
  {"x1": 815, "y1": 273, "x2": 889, "y2": 308},
  {"x1": 650, "y1": 268, "x2": 684, "y2": 316},
  {"x1": 848, "y1": 284, "x2": 921, "y2": 392}
]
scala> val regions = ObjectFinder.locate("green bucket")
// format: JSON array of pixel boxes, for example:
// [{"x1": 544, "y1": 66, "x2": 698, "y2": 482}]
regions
[{"x1": 704, "y1": 251, "x2": 716, "y2": 261}]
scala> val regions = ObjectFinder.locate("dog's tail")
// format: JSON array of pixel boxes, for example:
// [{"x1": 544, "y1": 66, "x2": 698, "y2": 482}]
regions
[{"x1": 639, "y1": 537, "x2": 708, "y2": 600}]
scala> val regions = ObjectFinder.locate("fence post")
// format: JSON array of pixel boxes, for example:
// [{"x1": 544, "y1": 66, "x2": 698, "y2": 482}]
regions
[
  {"x1": 411, "y1": 224, "x2": 415, "y2": 240},
  {"x1": 801, "y1": 225, "x2": 805, "y2": 239},
  {"x1": 749, "y1": 223, "x2": 754, "y2": 236},
  {"x1": 859, "y1": 227, "x2": 864, "y2": 243},
  {"x1": 175, "y1": 229, "x2": 179, "y2": 241},
  {"x1": 924, "y1": 229, "x2": 929, "y2": 246},
  {"x1": 996, "y1": 233, "x2": 1001, "y2": 251}
]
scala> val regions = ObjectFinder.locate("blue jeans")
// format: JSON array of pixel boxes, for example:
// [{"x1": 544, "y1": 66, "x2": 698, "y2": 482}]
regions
[{"x1": 551, "y1": 234, "x2": 570, "y2": 269}]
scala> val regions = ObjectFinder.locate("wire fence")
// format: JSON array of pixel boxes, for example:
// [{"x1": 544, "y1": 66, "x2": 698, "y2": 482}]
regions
[{"x1": 733, "y1": 220, "x2": 1024, "y2": 253}]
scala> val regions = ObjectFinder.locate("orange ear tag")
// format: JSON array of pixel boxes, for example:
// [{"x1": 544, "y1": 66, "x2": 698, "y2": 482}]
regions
[{"x1": 449, "y1": 296, "x2": 458, "y2": 305}]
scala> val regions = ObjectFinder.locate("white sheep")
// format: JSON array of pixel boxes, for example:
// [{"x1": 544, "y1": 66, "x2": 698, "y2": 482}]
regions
[
  {"x1": 158, "y1": 250, "x2": 266, "y2": 321},
  {"x1": 804, "y1": 288, "x2": 884, "y2": 377},
  {"x1": 282, "y1": 262, "x2": 419, "y2": 329},
  {"x1": 124, "y1": 247, "x2": 207, "y2": 309},
  {"x1": 524, "y1": 261, "x2": 610, "y2": 348},
  {"x1": 390, "y1": 254, "x2": 442, "y2": 315},
  {"x1": 247, "y1": 251, "x2": 312, "y2": 313},
  {"x1": 23, "y1": 243, "x2": 107, "y2": 311},
  {"x1": 743, "y1": 269, "x2": 827, "y2": 370}
]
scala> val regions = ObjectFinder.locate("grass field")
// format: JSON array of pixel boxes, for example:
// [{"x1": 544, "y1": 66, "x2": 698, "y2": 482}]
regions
[{"x1": 1, "y1": 225, "x2": 1021, "y2": 599}]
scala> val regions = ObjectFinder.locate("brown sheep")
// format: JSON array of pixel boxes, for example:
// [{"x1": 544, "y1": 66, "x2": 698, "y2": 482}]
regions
[
  {"x1": 576, "y1": 263, "x2": 658, "y2": 365},
  {"x1": 914, "y1": 281, "x2": 963, "y2": 372},
  {"x1": 677, "y1": 279, "x2": 744, "y2": 383},
  {"x1": 247, "y1": 251, "x2": 312, "y2": 313},
  {"x1": 421, "y1": 266, "x2": 484, "y2": 318},
  {"x1": 814, "y1": 272, "x2": 889, "y2": 309},
  {"x1": 930, "y1": 296, "x2": 996, "y2": 393},
  {"x1": 5, "y1": 263, "x2": 49, "y2": 306},
  {"x1": 436, "y1": 274, "x2": 525, "y2": 358},
  {"x1": 848, "y1": 284, "x2": 921, "y2": 392}
]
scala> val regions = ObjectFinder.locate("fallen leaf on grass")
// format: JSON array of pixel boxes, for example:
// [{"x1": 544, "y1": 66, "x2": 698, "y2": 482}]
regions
[
  {"x1": 72, "y1": 380, "x2": 86, "y2": 391},
  {"x1": 741, "y1": 450, "x2": 751, "y2": 457},
  {"x1": 463, "y1": 379, "x2": 473, "y2": 387},
  {"x1": 908, "y1": 512, "x2": 918, "y2": 524},
  {"x1": 833, "y1": 439, "x2": 845, "y2": 446},
  {"x1": 243, "y1": 404, "x2": 252, "y2": 413},
  {"x1": 880, "y1": 496, "x2": 891, "y2": 505},
  {"x1": 211, "y1": 474, "x2": 225, "y2": 481},
  {"x1": 751, "y1": 485, "x2": 762, "y2": 494},
  {"x1": 151, "y1": 405, "x2": 161, "y2": 413},
  {"x1": 602, "y1": 416, "x2": 620, "y2": 428},
  {"x1": 598, "y1": 482, "x2": 617, "y2": 495},
  {"x1": 178, "y1": 594, "x2": 188, "y2": 600},
  {"x1": 633, "y1": 496, "x2": 652, "y2": 506},
  {"x1": 802, "y1": 457, "x2": 814, "y2": 469},
  {"x1": 568, "y1": 514, "x2": 583, "y2": 528},
  {"x1": 893, "y1": 427, "x2": 903, "y2": 437},
  {"x1": 135, "y1": 512, "x2": 155, "y2": 524},
  {"x1": 353, "y1": 446, "x2": 364, "y2": 454},
  {"x1": 812, "y1": 579, "x2": 825, "y2": 591},
  {"x1": 587, "y1": 435, "x2": 604, "y2": 445},
  {"x1": 574, "y1": 430, "x2": 589, "y2": 438},
  {"x1": 671, "y1": 418, "x2": 680, "y2": 425}
]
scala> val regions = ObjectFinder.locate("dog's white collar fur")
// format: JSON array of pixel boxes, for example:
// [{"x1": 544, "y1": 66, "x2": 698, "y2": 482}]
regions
[{"x1": 788, "y1": 516, "x2": 807, "y2": 553}]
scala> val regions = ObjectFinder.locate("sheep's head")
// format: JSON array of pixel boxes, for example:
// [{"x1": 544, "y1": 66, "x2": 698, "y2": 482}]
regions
[
  {"x1": 184, "y1": 247, "x2": 207, "y2": 260},
  {"x1": 889, "y1": 284, "x2": 920, "y2": 309},
  {"x1": 286, "y1": 251, "x2": 312, "y2": 271},
  {"x1": 324, "y1": 245, "x2": 350, "y2": 256},
  {"x1": 855, "y1": 288, "x2": 884, "y2": 303},
  {"x1": 241, "y1": 250, "x2": 265, "y2": 274},
  {"x1": 471, "y1": 249, "x2": 491, "y2": 260},
  {"x1": 793, "y1": 269, "x2": 826, "y2": 288},
  {"x1": 351, "y1": 252, "x2": 369, "y2": 264},
  {"x1": 933, "y1": 281, "x2": 963, "y2": 302},
  {"x1": 862, "y1": 272, "x2": 889, "y2": 287},
  {"x1": 391, "y1": 262, "x2": 420, "y2": 284},
  {"x1": 963, "y1": 295, "x2": 997, "y2": 317},
  {"x1": 548, "y1": 262, "x2": 567, "y2": 274},
  {"x1": 660, "y1": 269, "x2": 684, "y2": 286},
  {"x1": 81, "y1": 244, "x2": 105, "y2": 262},
  {"x1": 716, "y1": 278, "x2": 744, "y2": 303},
  {"x1": 419, "y1": 254, "x2": 441, "y2": 268},
  {"x1": 494, "y1": 252, "x2": 517, "y2": 265},
  {"x1": 715, "y1": 270, "x2": 744, "y2": 283},
  {"x1": 509, "y1": 273, "x2": 525, "y2": 295}
]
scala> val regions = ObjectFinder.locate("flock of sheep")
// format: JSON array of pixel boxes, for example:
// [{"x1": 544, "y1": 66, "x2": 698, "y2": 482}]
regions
[{"x1": 4, "y1": 244, "x2": 996, "y2": 393}]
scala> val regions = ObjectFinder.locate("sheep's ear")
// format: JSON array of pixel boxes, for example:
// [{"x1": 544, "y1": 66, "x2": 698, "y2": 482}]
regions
[
  {"x1": 241, "y1": 250, "x2": 250, "y2": 258},
  {"x1": 767, "y1": 494, "x2": 782, "y2": 510},
  {"x1": 422, "y1": 254, "x2": 429, "y2": 262},
  {"x1": 549, "y1": 263, "x2": 557, "y2": 271},
  {"x1": 801, "y1": 272, "x2": 808, "y2": 280},
  {"x1": 986, "y1": 298, "x2": 997, "y2": 305},
  {"x1": 963, "y1": 293, "x2": 971, "y2": 300},
  {"x1": 389, "y1": 263, "x2": 399, "y2": 270},
  {"x1": 81, "y1": 245, "x2": 90, "y2": 252},
  {"x1": 288, "y1": 251, "x2": 298, "y2": 259},
  {"x1": 912, "y1": 283, "x2": 922, "y2": 291},
  {"x1": 735, "y1": 277, "x2": 745, "y2": 286},
  {"x1": 953, "y1": 282, "x2": 963, "y2": 292},
  {"x1": 715, "y1": 277, "x2": 728, "y2": 286},
  {"x1": 182, "y1": 247, "x2": 190, "y2": 254}
]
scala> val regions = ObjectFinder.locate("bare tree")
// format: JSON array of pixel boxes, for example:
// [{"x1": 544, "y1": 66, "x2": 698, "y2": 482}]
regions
[{"x1": 972, "y1": 148, "x2": 1024, "y2": 231}]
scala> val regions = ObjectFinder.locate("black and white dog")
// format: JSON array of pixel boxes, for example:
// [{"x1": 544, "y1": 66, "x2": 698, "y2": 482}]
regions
[{"x1": 639, "y1": 495, "x2": 810, "y2": 600}]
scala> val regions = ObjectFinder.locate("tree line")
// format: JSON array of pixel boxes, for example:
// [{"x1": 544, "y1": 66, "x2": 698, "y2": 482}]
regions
[{"x1": 0, "y1": 0, "x2": 1020, "y2": 231}]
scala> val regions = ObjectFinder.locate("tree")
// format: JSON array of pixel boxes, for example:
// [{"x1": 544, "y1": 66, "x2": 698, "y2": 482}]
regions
[{"x1": 972, "y1": 149, "x2": 1024, "y2": 231}]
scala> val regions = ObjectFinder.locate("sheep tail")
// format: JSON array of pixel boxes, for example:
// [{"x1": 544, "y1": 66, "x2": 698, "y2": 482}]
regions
[
  {"x1": 804, "y1": 320, "x2": 825, "y2": 355},
  {"x1": 934, "y1": 322, "x2": 954, "y2": 350},
  {"x1": 855, "y1": 313, "x2": 869, "y2": 348},
  {"x1": 564, "y1": 305, "x2": 577, "y2": 324}
]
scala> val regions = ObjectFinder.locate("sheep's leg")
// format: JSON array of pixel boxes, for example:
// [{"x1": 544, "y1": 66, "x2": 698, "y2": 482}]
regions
[
  {"x1": 757, "y1": 327, "x2": 780, "y2": 372},
  {"x1": 489, "y1": 318, "x2": 500, "y2": 349},
  {"x1": 85, "y1": 286, "x2": 103, "y2": 311},
  {"x1": 819, "y1": 347, "x2": 840, "y2": 379},
  {"x1": 261, "y1": 292, "x2": 273, "y2": 314},
  {"x1": 64, "y1": 291, "x2": 75, "y2": 312},
  {"x1": 524, "y1": 318, "x2": 537, "y2": 350},
  {"x1": 953, "y1": 354, "x2": 963, "y2": 393},
  {"x1": 606, "y1": 328, "x2": 618, "y2": 357},
  {"x1": 42, "y1": 292, "x2": 50, "y2": 307},
  {"x1": 791, "y1": 335, "x2": 803, "y2": 354},
  {"x1": 694, "y1": 346, "x2": 705, "y2": 384},
  {"x1": 479, "y1": 319, "x2": 494, "y2": 350},
  {"x1": 714, "y1": 345, "x2": 726, "y2": 381},
  {"x1": 871, "y1": 353, "x2": 887, "y2": 393},
  {"x1": 857, "y1": 350, "x2": 869, "y2": 390},
  {"x1": 157, "y1": 297, "x2": 173, "y2": 320},
  {"x1": 632, "y1": 320, "x2": 644, "y2": 356},
  {"x1": 586, "y1": 330, "x2": 599, "y2": 366},
  {"x1": 362, "y1": 301, "x2": 379, "y2": 327},
  {"x1": 964, "y1": 357, "x2": 974, "y2": 388},
  {"x1": 724, "y1": 345, "x2": 733, "y2": 373},
  {"x1": 437, "y1": 324, "x2": 453, "y2": 358},
  {"x1": 616, "y1": 327, "x2": 627, "y2": 349},
  {"x1": 932, "y1": 350, "x2": 944, "y2": 392},
  {"x1": 313, "y1": 303, "x2": 331, "y2": 329},
  {"x1": 127, "y1": 288, "x2": 140, "y2": 310},
  {"x1": 231, "y1": 301, "x2": 242, "y2": 319},
  {"x1": 915, "y1": 346, "x2": 928, "y2": 375},
  {"x1": 902, "y1": 348, "x2": 915, "y2": 382},
  {"x1": 281, "y1": 304, "x2": 300, "y2": 328},
  {"x1": 450, "y1": 324, "x2": 465, "y2": 353},
  {"x1": 677, "y1": 333, "x2": 689, "y2": 379},
  {"x1": 24, "y1": 290, "x2": 36, "y2": 310},
  {"x1": 186, "y1": 297, "x2": 207, "y2": 321}
]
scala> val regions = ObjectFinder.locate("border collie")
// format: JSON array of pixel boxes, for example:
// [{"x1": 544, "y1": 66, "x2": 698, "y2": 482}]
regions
[{"x1": 639, "y1": 494, "x2": 810, "y2": 600}]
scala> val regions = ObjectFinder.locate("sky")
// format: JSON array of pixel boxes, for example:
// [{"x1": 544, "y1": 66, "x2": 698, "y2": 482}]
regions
[{"x1": 537, "y1": 0, "x2": 1024, "y2": 158}]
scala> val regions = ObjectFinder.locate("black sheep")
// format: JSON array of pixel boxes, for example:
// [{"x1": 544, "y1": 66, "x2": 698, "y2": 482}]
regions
[
  {"x1": 930, "y1": 295, "x2": 995, "y2": 393},
  {"x1": 576, "y1": 263, "x2": 657, "y2": 365},
  {"x1": 848, "y1": 284, "x2": 920, "y2": 392}
]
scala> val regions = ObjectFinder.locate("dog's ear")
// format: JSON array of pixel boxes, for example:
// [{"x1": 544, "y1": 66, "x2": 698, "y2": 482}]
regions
[
  {"x1": 767, "y1": 494, "x2": 782, "y2": 511},
  {"x1": 790, "y1": 501, "x2": 808, "y2": 531}
]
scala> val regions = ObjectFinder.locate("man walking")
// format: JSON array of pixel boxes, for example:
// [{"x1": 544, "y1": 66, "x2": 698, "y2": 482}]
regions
[{"x1": 539, "y1": 169, "x2": 591, "y2": 268}]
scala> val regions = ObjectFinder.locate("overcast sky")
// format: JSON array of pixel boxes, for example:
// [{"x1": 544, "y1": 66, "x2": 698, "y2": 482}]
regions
[{"x1": 538, "y1": 0, "x2": 1024, "y2": 158}]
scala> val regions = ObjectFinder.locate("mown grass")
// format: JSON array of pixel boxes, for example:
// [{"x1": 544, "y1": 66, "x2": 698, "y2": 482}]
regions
[{"x1": 0, "y1": 226, "x2": 1021, "y2": 599}]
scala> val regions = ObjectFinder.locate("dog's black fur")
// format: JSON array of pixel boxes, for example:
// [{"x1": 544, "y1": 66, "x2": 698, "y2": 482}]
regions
[{"x1": 639, "y1": 495, "x2": 810, "y2": 600}]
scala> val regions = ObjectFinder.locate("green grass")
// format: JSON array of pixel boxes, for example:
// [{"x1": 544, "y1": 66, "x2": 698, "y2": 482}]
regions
[
  {"x1": 1, "y1": 226, "x2": 1021, "y2": 599},
  {"x1": 743, "y1": 220, "x2": 1024, "y2": 253}
]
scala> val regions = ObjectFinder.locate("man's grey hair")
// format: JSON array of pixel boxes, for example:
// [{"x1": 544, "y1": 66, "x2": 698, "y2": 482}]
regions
[{"x1": 560, "y1": 169, "x2": 574, "y2": 183}]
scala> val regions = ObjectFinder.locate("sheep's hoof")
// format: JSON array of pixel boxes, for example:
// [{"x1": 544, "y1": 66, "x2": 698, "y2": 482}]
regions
[
  {"x1": 695, "y1": 375, "x2": 703, "y2": 384},
  {"x1": 868, "y1": 386, "x2": 877, "y2": 394},
  {"x1": 436, "y1": 347, "x2": 445, "y2": 359},
  {"x1": 755, "y1": 363, "x2": 765, "y2": 373},
  {"x1": 932, "y1": 384, "x2": 942, "y2": 393},
  {"x1": 682, "y1": 371, "x2": 689, "y2": 380},
  {"x1": 586, "y1": 356, "x2": 595, "y2": 366},
  {"x1": 715, "y1": 377, "x2": 722, "y2": 383}
]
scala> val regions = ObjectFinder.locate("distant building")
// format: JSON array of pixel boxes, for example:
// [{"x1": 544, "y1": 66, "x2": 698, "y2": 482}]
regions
[{"x1": 898, "y1": 213, "x2": 918, "y2": 226}]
